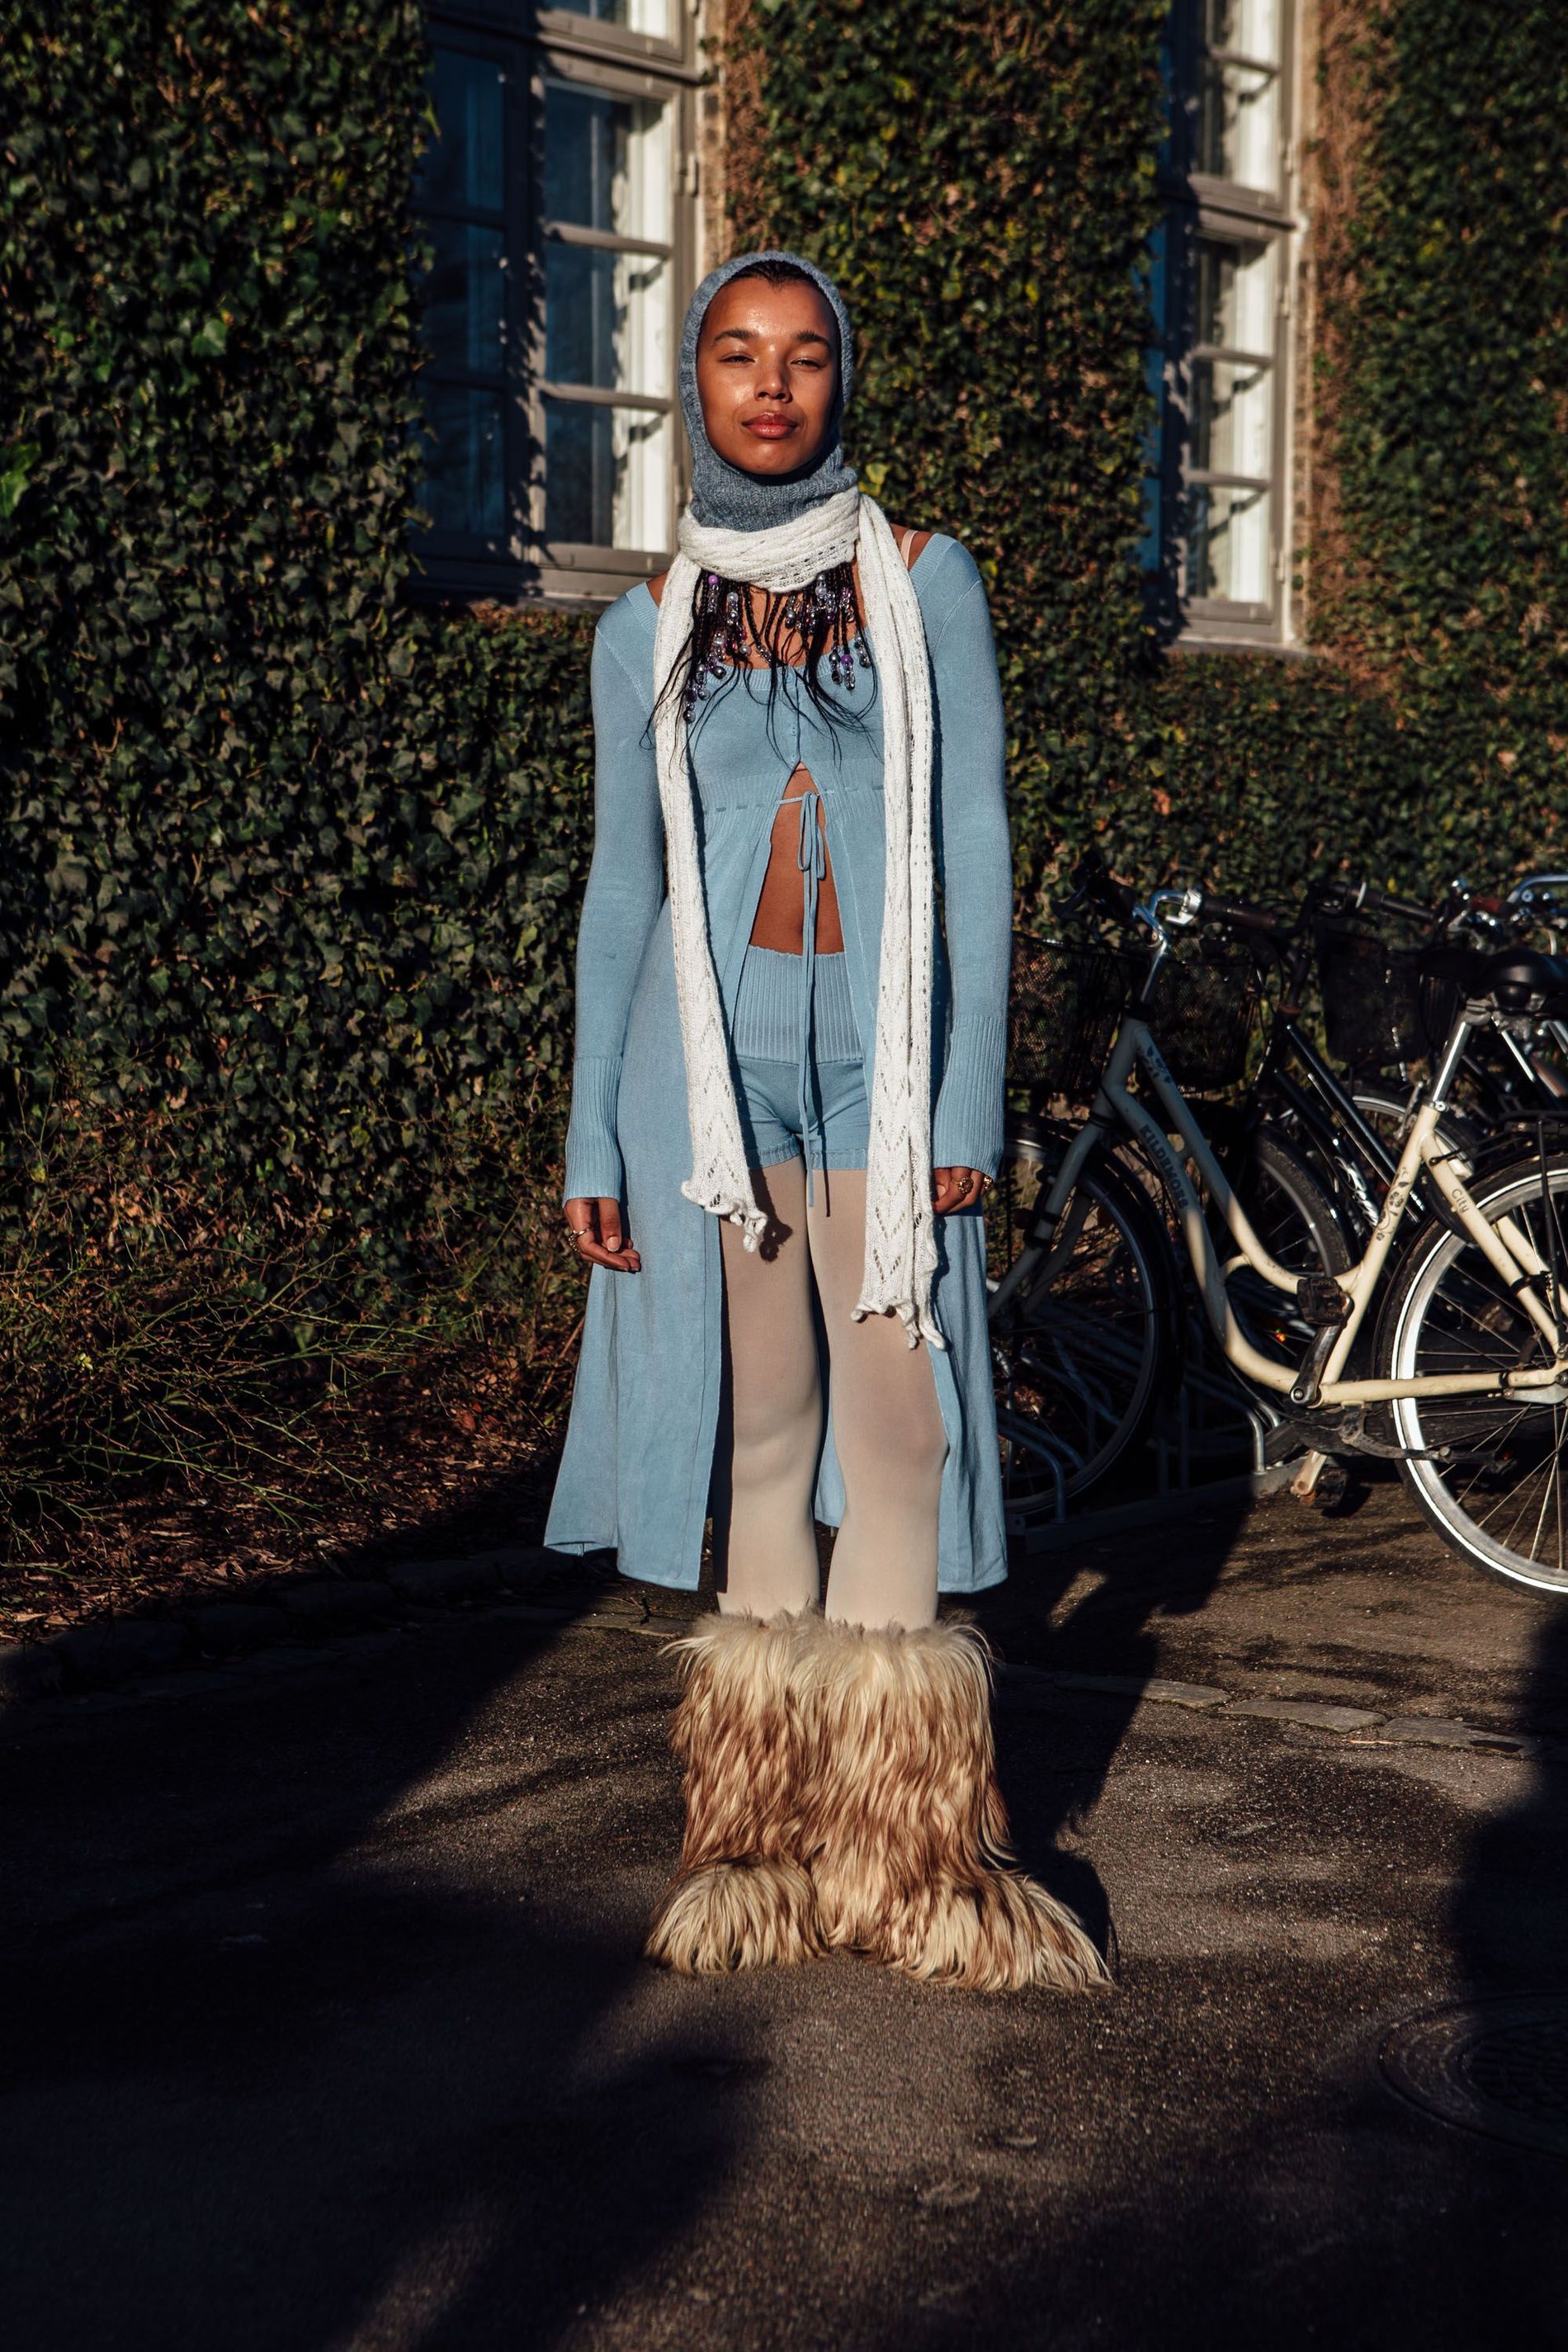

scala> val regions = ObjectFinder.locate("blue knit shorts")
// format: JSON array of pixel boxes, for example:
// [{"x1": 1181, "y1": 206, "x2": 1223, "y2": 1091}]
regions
[{"x1": 731, "y1": 946, "x2": 870, "y2": 1173}]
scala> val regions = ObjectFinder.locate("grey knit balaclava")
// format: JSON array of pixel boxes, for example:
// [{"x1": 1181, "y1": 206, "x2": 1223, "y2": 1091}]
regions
[{"x1": 679, "y1": 249, "x2": 857, "y2": 530}]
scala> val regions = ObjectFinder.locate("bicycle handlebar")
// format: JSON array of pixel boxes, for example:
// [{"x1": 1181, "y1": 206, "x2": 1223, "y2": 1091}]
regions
[
  {"x1": 1070, "y1": 857, "x2": 1558, "y2": 961},
  {"x1": 1311, "y1": 877, "x2": 1437, "y2": 926},
  {"x1": 1360, "y1": 886, "x2": 1438, "y2": 925},
  {"x1": 1070, "y1": 856, "x2": 1292, "y2": 946},
  {"x1": 1193, "y1": 890, "x2": 1291, "y2": 940}
]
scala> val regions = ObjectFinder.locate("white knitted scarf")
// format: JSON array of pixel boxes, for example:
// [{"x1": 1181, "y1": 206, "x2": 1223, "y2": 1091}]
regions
[{"x1": 652, "y1": 487, "x2": 942, "y2": 1348}]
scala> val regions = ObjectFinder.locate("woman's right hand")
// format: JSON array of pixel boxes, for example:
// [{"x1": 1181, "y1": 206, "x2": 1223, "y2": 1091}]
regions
[{"x1": 564, "y1": 1197, "x2": 641, "y2": 1273}]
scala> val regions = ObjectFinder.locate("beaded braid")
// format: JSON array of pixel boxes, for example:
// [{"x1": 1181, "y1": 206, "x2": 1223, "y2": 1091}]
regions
[{"x1": 662, "y1": 561, "x2": 873, "y2": 725}]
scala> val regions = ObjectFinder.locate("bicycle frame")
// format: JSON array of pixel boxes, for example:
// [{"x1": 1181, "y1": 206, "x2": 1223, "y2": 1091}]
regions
[
  {"x1": 1254, "y1": 1014, "x2": 1404, "y2": 1234},
  {"x1": 996, "y1": 1004, "x2": 1568, "y2": 1410},
  {"x1": 1251, "y1": 913, "x2": 1464, "y2": 1232}
]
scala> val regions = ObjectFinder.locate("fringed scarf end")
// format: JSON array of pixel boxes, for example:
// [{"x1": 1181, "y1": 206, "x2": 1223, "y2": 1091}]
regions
[
  {"x1": 682, "y1": 1175, "x2": 768, "y2": 1252},
  {"x1": 850, "y1": 1290, "x2": 947, "y2": 1351}
]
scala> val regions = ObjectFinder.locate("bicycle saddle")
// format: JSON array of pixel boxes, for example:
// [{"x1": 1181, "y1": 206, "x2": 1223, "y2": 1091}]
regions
[{"x1": 1481, "y1": 949, "x2": 1568, "y2": 1017}]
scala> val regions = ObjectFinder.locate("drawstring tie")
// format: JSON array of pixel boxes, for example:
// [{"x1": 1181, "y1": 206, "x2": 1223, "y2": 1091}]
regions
[{"x1": 796, "y1": 791, "x2": 826, "y2": 1206}]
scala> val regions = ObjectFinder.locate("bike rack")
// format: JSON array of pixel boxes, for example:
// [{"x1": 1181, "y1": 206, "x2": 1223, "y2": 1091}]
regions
[{"x1": 1017, "y1": 1299, "x2": 1296, "y2": 1553}]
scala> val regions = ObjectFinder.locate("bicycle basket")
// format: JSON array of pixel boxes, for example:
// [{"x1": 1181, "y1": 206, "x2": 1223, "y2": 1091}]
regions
[
  {"x1": 1416, "y1": 943, "x2": 1488, "y2": 1057},
  {"x1": 1315, "y1": 923, "x2": 1485, "y2": 1071},
  {"x1": 1008, "y1": 933, "x2": 1138, "y2": 1098},
  {"x1": 1314, "y1": 921, "x2": 1425, "y2": 1071},
  {"x1": 1149, "y1": 947, "x2": 1260, "y2": 1092}
]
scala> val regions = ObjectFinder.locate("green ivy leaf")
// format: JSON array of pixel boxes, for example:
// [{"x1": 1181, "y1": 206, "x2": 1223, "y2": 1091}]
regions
[{"x1": 0, "y1": 442, "x2": 40, "y2": 517}]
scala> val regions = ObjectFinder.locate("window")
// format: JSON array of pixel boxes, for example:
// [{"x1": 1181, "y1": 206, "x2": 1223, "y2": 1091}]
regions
[
  {"x1": 412, "y1": 1, "x2": 698, "y2": 603},
  {"x1": 1145, "y1": 0, "x2": 1299, "y2": 649}
]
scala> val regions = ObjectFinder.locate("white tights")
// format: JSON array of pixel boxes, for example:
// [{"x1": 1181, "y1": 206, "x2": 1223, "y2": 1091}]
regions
[{"x1": 714, "y1": 1162, "x2": 947, "y2": 1632}]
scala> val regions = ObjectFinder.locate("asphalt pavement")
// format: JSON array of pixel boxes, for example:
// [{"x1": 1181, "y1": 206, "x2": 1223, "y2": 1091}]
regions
[{"x1": 4, "y1": 1479, "x2": 1567, "y2": 2351}]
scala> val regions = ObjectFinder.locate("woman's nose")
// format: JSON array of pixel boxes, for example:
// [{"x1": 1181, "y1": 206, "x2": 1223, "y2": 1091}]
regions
[{"x1": 754, "y1": 347, "x2": 790, "y2": 399}]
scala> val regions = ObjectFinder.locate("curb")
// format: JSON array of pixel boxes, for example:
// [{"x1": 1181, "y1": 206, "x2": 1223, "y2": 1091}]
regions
[
  {"x1": 4, "y1": 1578, "x2": 1563, "y2": 1769},
  {"x1": 992, "y1": 1660, "x2": 1566, "y2": 1764}
]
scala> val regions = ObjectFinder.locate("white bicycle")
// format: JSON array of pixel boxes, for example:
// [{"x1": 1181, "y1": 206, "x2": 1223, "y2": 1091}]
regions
[{"x1": 988, "y1": 873, "x2": 1568, "y2": 1594}]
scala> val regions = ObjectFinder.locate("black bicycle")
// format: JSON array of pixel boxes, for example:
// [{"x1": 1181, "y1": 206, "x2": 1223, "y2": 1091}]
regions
[
  {"x1": 989, "y1": 860, "x2": 1568, "y2": 1594},
  {"x1": 988, "y1": 865, "x2": 1345, "y2": 1522}
]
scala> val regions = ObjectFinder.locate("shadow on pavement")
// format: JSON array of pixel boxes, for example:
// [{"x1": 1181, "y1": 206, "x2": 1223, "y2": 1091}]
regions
[
  {"x1": 908, "y1": 1583, "x2": 1568, "y2": 2352},
  {"x1": 1452, "y1": 1597, "x2": 1568, "y2": 1995},
  {"x1": 979, "y1": 1488, "x2": 1256, "y2": 1959},
  {"x1": 0, "y1": 1572, "x2": 735, "y2": 2352}
]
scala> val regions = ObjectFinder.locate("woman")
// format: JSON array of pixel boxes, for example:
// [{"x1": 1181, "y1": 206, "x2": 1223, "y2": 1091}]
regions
[{"x1": 546, "y1": 250, "x2": 1104, "y2": 1993}]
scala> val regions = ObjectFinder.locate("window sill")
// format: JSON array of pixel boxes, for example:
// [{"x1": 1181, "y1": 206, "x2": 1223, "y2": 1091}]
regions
[
  {"x1": 409, "y1": 536, "x2": 672, "y2": 602},
  {"x1": 1169, "y1": 629, "x2": 1311, "y2": 662},
  {"x1": 406, "y1": 552, "x2": 668, "y2": 610}
]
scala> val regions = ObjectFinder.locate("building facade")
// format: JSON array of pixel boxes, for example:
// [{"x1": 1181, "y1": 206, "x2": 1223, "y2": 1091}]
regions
[
  {"x1": 412, "y1": 0, "x2": 707, "y2": 607},
  {"x1": 411, "y1": 0, "x2": 1321, "y2": 654}
]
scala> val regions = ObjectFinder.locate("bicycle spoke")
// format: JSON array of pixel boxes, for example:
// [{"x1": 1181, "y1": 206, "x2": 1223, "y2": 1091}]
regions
[
  {"x1": 988, "y1": 1132, "x2": 1169, "y2": 1514},
  {"x1": 1524, "y1": 1442, "x2": 1557, "y2": 1566},
  {"x1": 1392, "y1": 1157, "x2": 1568, "y2": 1589}
]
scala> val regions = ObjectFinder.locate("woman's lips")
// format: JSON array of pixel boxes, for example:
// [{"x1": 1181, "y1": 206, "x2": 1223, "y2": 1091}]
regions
[{"x1": 744, "y1": 414, "x2": 798, "y2": 439}]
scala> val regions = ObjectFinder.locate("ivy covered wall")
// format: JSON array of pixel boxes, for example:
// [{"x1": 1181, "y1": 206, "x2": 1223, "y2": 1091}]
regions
[
  {"x1": 0, "y1": 0, "x2": 593, "y2": 1266},
  {"x1": 730, "y1": 0, "x2": 1566, "y2": 904},
  {"x1": 1308, "y1": 0, "x2": 1568, "y2": 878},
  {"x1": 732, "y1": 0, "x2": 1169, "y2": 877},
  {"x1": 1, "y1": 0, "x2": 1564, "y2": 1266}
]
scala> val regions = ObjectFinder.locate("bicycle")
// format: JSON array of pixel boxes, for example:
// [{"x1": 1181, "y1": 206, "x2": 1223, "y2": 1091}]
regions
[
  {"x1": 1311, "y1": 871, "x2": 1568, "y2": 1159},
  {"x1": 1217, "y1": 878, "x2": 1479, "y2": 1255},
  {"x1": 988, "y1": 872, "x2": 1568, "y2": 1594},
  {"x1": 989, "y1": 878, "x2": 1346, "y2": 1521}
]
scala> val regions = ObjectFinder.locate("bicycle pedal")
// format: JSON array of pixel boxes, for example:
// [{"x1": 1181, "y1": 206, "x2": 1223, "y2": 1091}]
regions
[{"x1": 1295, "y1": 1273, "x2": 1352, "y2": 1326}]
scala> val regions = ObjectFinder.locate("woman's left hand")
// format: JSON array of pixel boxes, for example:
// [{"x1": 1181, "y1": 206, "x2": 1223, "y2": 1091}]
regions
[{"x1": 932, "y1": 1166, "x2": 989, "y2": 1216}]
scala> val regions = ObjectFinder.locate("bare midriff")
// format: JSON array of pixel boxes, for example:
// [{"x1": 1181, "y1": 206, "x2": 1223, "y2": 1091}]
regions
[
  {"x1": 649, "y1": 533, "x2": 928, "y2": 958},
  {"x1": 749, "y1": 765, "x2": 844, "y2": 952}
]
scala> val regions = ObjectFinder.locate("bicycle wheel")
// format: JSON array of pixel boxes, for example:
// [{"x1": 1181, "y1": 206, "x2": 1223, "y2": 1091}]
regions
[
  {"x1": 1352, "y1": 1087, "x2": 1484, "y2": 1164},
  {"x1": 1275, "y1": 1086, "x2": 1480, "y2": 1253},
  {"x1": 1218, "y1": 1126, "x2": 1352, "y2": 1373},
  {"x1": 987, "y1": 1121, "x2": 1178, "y2": 1518},
  {"x1": 1376, "y1": 1152, "x2": 1568, "y2": 1593}
]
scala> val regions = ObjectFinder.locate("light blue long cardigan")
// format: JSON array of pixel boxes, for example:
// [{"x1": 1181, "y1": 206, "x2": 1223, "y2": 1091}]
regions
[{"x1": 545, "y1": 534, "x2": 1012, "y2": 1594}]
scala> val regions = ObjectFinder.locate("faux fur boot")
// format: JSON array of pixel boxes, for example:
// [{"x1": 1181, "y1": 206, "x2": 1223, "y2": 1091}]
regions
[
  {"x1": 644, "y1": 1611, "x2": 828, "y2": 1973},
  {"x1": 795, "y1": 1613, "x2": 1109, "y2": 1993}
]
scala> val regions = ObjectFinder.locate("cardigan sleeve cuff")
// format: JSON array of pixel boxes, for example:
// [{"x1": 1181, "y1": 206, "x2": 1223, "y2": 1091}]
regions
[
  {"x1": 562, "y1": 1055, "x2": 626, "y2": 1203},
  {"x1": 932, "y1": 1013, "x2": 1008, "y2": 1178}
]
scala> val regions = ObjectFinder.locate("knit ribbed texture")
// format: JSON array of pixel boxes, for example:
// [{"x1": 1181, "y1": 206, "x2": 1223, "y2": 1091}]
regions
[
  {"x1": 653, "y1": 489, "x2": 943, "y2": 1348},
  {"x1": 678, "y1": 251, "x2": 857, "y2": 530},
  {"x1": 930, "y1": 1013, "x2": 1008, "y2": 1177},
  {"x1": 731, "y1": 947, "x2": 862, "y2": 1064},
  {"x1": 562, "y1": 1055, "x2": 626, "y2": 1202}
]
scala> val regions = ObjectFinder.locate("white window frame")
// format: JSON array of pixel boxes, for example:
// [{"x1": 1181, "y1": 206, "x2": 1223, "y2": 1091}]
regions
[
  {"x1": 412, "y1": 0, "x2": 701, "y2": 607},
  {"x1": 1148, "y1": 0, "x2": 1302, "y2": 652}
]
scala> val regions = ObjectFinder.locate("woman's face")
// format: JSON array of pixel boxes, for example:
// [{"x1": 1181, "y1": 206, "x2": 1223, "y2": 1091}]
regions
[{"x1": 694, "y1": 275, "x2": 840, "y2": 479}]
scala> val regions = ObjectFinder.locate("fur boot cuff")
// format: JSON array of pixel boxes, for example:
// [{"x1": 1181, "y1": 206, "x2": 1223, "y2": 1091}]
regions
[
  {"x1": 643, "y1": 1610, "x2": 827, "y2": 1974},
  {"x1": 793, "y1": 1613, "x2": 1109, "y2": 1993}
]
